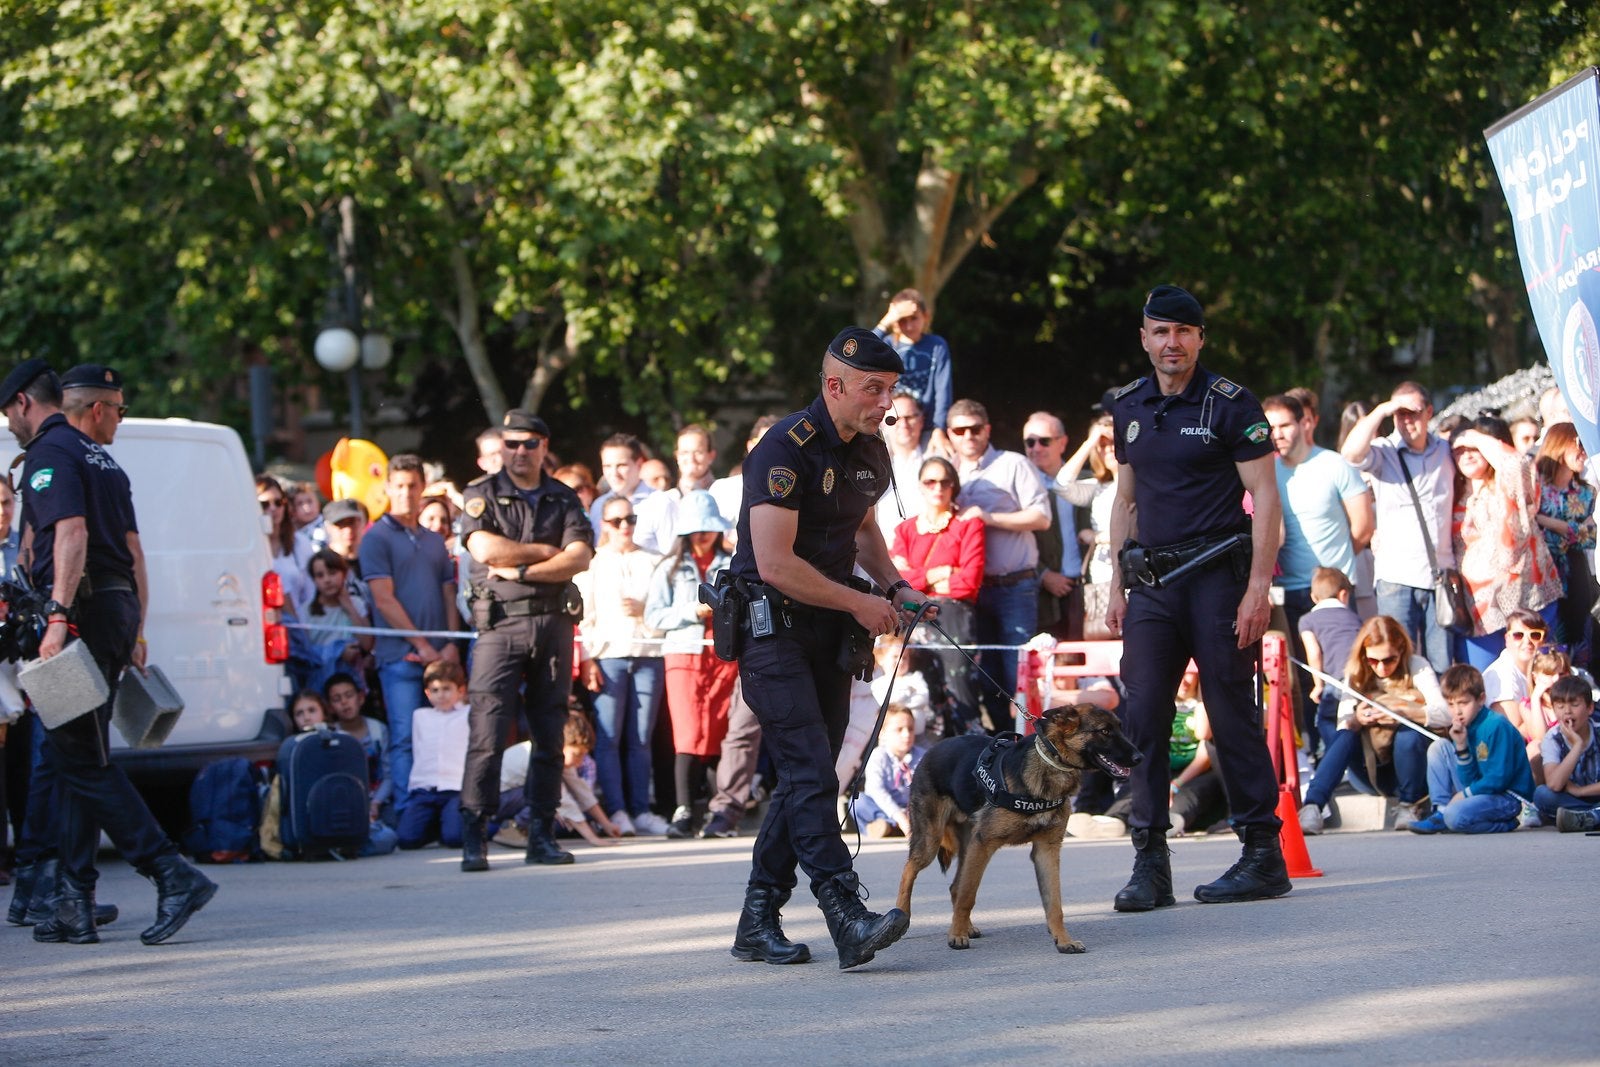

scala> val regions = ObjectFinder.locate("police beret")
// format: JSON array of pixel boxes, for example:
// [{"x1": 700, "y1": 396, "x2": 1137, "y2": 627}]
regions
[
  {"x1": 826, "y1": 327, "x2": 904, "y2": 374},
  {"x1": 0, "y1": 358, "x2": 52, "y2": 410},
  {"x1": 322, "y1": 498, "x2": 368, "y2": 526},
  {"x1": 1142, "y1": 284, "x2": 1205, "y2": 328},
  {"x1": 502, "y1": 409, "x2": 551, "y2": 437},
  {"x1": 61, "y1": 363, "x2": 123, "y2": 391}
]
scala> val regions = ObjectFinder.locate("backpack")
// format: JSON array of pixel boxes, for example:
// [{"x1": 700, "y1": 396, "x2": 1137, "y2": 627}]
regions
[
  {"x1": 275, "y1": 726, "x2": 370, "y2": 858},
  {"x1": 182, "y1": 757, "x2": 263, "y2": 863}
]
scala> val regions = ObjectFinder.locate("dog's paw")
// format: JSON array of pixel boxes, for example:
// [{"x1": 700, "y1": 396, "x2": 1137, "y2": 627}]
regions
[
  {"x1": 947, "y1": 934, "x2": 971, "y2": 950},
  {"x1": 1055, "y1": 939, "x2": 1086, "y2": 954},
  {"x1": 966, "y1": 924, "x2": 982, "y2": 939}
]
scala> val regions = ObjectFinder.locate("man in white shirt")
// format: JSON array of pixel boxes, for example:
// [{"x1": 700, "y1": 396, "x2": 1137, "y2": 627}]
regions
[
  {"x1": 634, "y1": 424, "x2": 720, "y2": 553},
  {"x1": 873, "y1": 392, "x2": 927, "y2": 546}
]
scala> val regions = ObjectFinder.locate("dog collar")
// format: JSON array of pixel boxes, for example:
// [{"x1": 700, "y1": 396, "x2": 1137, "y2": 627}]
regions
[
  {"x1": 973, "y1": 734, "x2": 1067, "y2": 815},
  {"x1": 1033, "y1": 728, "x2": 1073, "y2": 774}
]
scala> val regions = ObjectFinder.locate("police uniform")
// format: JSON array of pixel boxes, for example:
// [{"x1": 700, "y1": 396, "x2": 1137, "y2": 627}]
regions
[
  {"x1": 1107, "y1": 362, "x2": 1282, "y2": 831},
  {"x1": 2, "y1": 360, "x2": 215, "y2": 944},
  {"x1": 456, "y1": 415, "x2": 592, "y2": 866}
]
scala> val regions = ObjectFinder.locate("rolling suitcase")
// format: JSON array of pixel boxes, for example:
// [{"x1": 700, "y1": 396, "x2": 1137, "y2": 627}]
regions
[{"x1": 276, "y1": 726, "x2": 369, "y2": 858}]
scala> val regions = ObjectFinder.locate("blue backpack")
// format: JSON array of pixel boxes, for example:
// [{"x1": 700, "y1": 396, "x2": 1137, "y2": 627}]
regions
[{"x1": 183, "y1": 757, "x2": 263, "y2": 862}]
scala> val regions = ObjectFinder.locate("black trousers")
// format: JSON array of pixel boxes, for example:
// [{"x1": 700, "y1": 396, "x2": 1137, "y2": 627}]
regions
[
  {"x1": 44, "y1": 589, "x2": 174, "y2": 884},
  {"x1": 1121, "y1": 566, "x2": 1280, "y2": 833},
  {"x1": 738, "y1": 611, "x2": 853, "y2": 896},
  {"x1": 460, "y1": 613, "x2": 574, "y2": 821}
]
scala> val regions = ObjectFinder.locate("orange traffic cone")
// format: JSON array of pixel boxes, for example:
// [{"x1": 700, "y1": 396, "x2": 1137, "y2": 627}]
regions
[{"x1": 1276, "y1": 785, "x2": 1323, "y2": 878}]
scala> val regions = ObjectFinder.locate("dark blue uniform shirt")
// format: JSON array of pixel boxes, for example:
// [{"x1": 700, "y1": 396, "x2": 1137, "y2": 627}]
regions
[
  {"x1": 1105, "y1": 365, "x2": 1272, "y2": 548},
  {"x1": 20, "y1": 413, "x2": 137, "y2": 590},
  {"x1": 731, "y1": 395, "x2": 892, "y2": 586},
  {"x1": 459, "y1": 469, "x2": 592, "y2": 603}
]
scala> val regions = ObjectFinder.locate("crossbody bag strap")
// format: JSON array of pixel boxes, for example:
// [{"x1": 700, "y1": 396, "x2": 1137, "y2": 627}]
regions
[{"x1": 1396, "y1": 448, "x2": 1442, "y2": 578}]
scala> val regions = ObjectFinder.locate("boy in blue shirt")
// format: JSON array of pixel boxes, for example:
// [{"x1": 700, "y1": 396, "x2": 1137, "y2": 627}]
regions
[
  {"x1": 1537, "y1": 675, "x2": 1600, "y2": 831},
  {"x1": 1411, "y1": 664, "x2": 1534, "y2": 834}
]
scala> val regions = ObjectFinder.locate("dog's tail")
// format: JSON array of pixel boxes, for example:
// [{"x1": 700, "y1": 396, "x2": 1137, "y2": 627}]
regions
[{"x1": 936, "y1": 822, "x2": 959, "y2": 874}]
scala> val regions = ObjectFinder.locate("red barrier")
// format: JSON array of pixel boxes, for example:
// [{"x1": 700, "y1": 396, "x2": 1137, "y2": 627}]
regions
[{"x1": 1263, "y1": 632, "x2": 1322, "y2": 878}]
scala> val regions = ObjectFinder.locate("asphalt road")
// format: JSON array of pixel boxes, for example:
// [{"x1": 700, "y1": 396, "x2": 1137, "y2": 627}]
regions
[{"x1": 5, "y1": 827, "x2": 1595, "y2": 1066}]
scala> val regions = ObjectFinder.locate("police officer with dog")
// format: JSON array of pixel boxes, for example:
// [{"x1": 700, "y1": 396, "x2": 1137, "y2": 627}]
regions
[
  {"x1": 0, "y1": 359, "x2": 217, "y2": 945},
  {"x1": 1103, "y1": 285, "x2": 1292, "y2": 911},
  {"x1": 456, "y1": 409, "x2": 593, "y2": 871},
  {"x1": 715, "y1": 327, "x2": 936, "y2": 969}
]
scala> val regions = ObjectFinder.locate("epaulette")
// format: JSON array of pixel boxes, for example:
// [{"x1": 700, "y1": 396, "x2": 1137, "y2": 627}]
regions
[
  {"x1": 1209, "y1": 376, "x2": 1242, "y2": 400},
  {"x1": 785, "y1": 415, "x2": 818, "y2": 448},
  {"x1": 465, "y1": 472, "x2": 493, "y2": 488},
  {"x1": 1112, "y1": 377, "x2": 1146, "y2": 400}
]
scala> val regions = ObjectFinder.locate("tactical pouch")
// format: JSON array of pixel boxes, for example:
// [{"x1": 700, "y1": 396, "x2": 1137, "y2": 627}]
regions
[
  {"x1": 836, "y1": 618, "x2": 874, "y2": 681},
  {"x1": 700, "y1": 575, "x2": 746, "y2": 662},
  {"x1": 561, "y1": 582, "x2": 584, "y2": 623}
]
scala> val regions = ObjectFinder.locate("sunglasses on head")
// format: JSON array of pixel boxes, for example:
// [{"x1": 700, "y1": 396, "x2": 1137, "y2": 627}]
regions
[
  {"x1": 1508, "y1": 628, "x2": 1547, "y2": 642},
  {"x1": 503, "y1": 436, "x2": 546, "y2": 452},
  {"x1": 948, "y1": 424, "x2": 984, "y2": 437},
  {"x1": 604, "y1": 515, "x2": 639, "y2": 527},
  {"x1": 1023, "y1": 436, "x2": 1056, "y2": 448}
]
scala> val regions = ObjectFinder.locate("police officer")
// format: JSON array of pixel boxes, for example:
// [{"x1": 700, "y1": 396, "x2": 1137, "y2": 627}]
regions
[
  {"x1": 0, "y1": 359, "x2": 217, "y2": 945},
  {"x1": 1103, "y1": 286, "x2": 1291, "y2": 910},
  {"x1": 725, "y1": 327, "x2": 936, "y2": 970},
  {"x1": 456, "y1": 410, "x2": 593, "y2": 870}
]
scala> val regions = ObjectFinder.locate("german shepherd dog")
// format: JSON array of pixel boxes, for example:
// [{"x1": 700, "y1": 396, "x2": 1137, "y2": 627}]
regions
[{"x1": 895, "y1": 705, "x2": 1138, "y2": 953}]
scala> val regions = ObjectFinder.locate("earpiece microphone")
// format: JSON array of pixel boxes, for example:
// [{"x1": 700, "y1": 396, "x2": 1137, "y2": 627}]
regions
[{"x1": 882, "y1": 414, "x2": 898, "y2": 426}]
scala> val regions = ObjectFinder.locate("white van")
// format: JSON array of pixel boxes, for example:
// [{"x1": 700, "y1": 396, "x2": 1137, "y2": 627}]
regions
[{"x1": 3, "y1": 418, "x2": 292, "y2": 779}]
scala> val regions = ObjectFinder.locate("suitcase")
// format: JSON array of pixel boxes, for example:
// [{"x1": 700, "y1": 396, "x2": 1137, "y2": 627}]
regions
[{"x1": 275, "y1": 726, "x2": 369, "y2": 857}]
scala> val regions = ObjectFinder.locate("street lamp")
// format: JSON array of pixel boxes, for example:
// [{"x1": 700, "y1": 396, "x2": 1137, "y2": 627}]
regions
[{"x1": 314, "y1": 196, "x2": 392, "y2": 439}]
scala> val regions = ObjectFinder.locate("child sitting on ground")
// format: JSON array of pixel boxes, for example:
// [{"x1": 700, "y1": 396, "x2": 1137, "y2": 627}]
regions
[
  {"x1": 397, "y1": 660, "x2": 471, "y2": 850},
  {"x1": 325, "y1": 671, "x2": 391, "y2": 826},
  {"x1": 1536, "y1": 675, "x2": 1600, "y2": 831},
  {"x1": 848, "y1": 706, "x2": 925, "y2": 838},
  {"x1": 271, "y1": 691, "x2": 397, "y2": 857},
  {"x1": 556, "y1": 712, "x2": 622, "y2": 846},
  {"x1": 1411, "y1": 664, "x2": 1535, "y2": 835}
]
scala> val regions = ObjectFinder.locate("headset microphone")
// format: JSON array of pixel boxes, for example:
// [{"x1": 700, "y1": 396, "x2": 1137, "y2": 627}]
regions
[{"x1": 882, "y1": 413, "x2": 898, "y2": 426}]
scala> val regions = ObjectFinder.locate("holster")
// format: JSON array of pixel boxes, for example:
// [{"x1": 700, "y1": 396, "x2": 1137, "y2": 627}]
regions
[{"x1": 700, "y1": 574, "x2": 747, "y2": 663}]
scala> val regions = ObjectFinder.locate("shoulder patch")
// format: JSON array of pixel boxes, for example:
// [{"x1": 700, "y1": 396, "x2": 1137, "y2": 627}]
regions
[
  {"x1": 1244, "y1": 421, "x2": 1270, "y2": 445},
  {"x1": 1112, "y1": 377, "x2": 1146, "y2": 400},
  {"x1": 767, "y1": 466, "x2": 798, "y2": 498},
  {"x1": 1210, "y1": 376, "x2": 1242, "y2": 399},
  {"x1": 464, "y1": 497, "x2": 487, "y2": 518},
  {"x1": 787, "y1": 418, "x2": 816, "y2": 448},
  {"x1": 29, "y1": 468, "x2": 53, "y2": 492}
]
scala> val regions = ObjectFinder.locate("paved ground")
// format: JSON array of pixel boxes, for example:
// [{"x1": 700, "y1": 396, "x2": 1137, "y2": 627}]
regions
[{"x1": 5, "y1": 827, "x2": 1596, "y2": 1066}]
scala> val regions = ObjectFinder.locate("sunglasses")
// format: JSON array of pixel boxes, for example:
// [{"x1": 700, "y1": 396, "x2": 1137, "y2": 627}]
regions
[
  {"x1": 948, "y1": 424, "x2": 984, "y2": 437},
  {"x1": 260, "y1": 498, "x2": 285, "y2": 511},
  {"x1": 921, "y1": 477, "x2": 954, "y2": 487},
  {"x1": 1366, "y1": 654, "x2": 1400, "y2": 668},
  {"x1": 1507, "y1": 629, "x2": 1547, "y2": 642},
  {"x1": 1023, "y1": 436, "x2": 1056, "y2": 448},
  {"x1": 604, "y1": 515, "x2": 639, "y2": 527},
  {"x1": 503, "y1": 437, "x2": 546, "y2": 452},
  {"x1": 95, "y1": 400, "x2": 129, "y2": 417}
]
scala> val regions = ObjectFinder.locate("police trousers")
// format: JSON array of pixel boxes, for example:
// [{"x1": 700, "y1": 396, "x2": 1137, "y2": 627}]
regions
[
  {"x1": 460, "y1": 613, "x2": 574, "y2": 822},
  {"x1": 738, "y1": 610, "x2": 853, "y2": 896},
  {"x1": 1121, "y1": 565, "x2": 1280, "y2": 832},
  {"x1": 42, "y1": 589, "x2": 174, "y2": 883}
]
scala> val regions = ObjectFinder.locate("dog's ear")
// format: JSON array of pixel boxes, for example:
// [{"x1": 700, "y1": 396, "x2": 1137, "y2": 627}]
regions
[{"x1": 1047, "y1": 705, "x2": 1083, "y2": 733}]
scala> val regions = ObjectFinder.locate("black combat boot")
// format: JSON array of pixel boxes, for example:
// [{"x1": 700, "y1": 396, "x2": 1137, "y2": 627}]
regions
[
  {"x1": 460, "y1": 811, "x2": 490, "y2": 872},
  {"x1": 524, "y1": 817, "x2": 575, "y2": 866},
  {"x1": 815, "y1": 872, "x2": 908, "y2": 970},
  {"x1": 138, "y1": 853, "x2": 219, "y2": 945},
  {"x1": 8, "y1": 860, "x2": 42, "y2": 925},
  {"x1": 1113, "y1": 828, "x2": 1176, "y2": 912},
  {"x1": 1193, "y1": 823, "x2": 1292, "y2": 904},
  {"x1": 33, "y1": 868, "x2": 101, "y2": 945},
  {"x1": 730, "y1": 885, "x2": 811, "y2": 964},
  {"x1": 14, "y1": 858, "x2": 120, "y2": 928}
]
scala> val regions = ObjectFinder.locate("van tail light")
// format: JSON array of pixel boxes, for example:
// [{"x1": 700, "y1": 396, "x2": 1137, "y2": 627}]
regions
[{"x1": 262, "y1": 571, "x2": 288, "y2": 664}]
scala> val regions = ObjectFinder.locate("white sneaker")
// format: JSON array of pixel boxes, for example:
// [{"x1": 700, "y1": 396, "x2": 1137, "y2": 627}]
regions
[
  {"x1": 1298, "y1": 803, "x2": 1324, "y2": 836},
  {"x1": 631, "y1": 811, "x2": 671, "y2": 835},
  {"x1": 1518, "y1": 801, "x2": 1543, "y2": 829},
  {"x1": 610, "y1": 810, "x2": 636, "y2": 837},
  {"x1": 1066, "y1": 812, "x2": 1127, "y2": 839},
  {"x1": 1392, "y1": 806, "x2": 1416, "y2": 832}
]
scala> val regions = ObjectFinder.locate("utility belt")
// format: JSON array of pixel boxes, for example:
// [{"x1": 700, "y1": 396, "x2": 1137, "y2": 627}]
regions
[
  {"x1": 469, "y1": 582, "x2": 582, "y2": 629},
  {"x1": 700, "y1": 572, "x2": 876, "y2": 680},
  {"x1": 79, "y1": 573, "x2": 135, "y2": 599},
  {"x1": 982, "y1": 567, "x2": 1039, "y2": 589},
  {"x1": 1118, "y1": 531, "x2": 1250, "y2": 591}
]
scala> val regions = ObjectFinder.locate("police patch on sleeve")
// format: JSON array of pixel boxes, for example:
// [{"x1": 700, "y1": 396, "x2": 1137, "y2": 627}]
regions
[
  {"x1": 464, "y1": 496, "x2": 487, "y2": 518},
  {"x1": 1244, "y1": 421, "x2": 1270, "y2": 445},
  {"x1": 29, "y1": 468, "x2": 52, "y2": 492},
  {"x1": 767, "y1": 466, "x2": 797, "y2": 498}
]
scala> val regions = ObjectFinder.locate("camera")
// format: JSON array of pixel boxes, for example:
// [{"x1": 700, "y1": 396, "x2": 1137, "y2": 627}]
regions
[{"x1": 0, "y1": 575, "x2": 48, "y2": 663}]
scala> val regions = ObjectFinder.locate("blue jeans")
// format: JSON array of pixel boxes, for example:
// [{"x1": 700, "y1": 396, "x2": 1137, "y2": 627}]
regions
[
  {"x1": 377, "y1": 659, "x2": 426, "y2": 812},
  {"x1": 397, "y1": 788, "x2": 463, "y2": 848},
  {"x1": 1532, "y1": 784, "x2": 1598, "y2": 822},
  {"x1": 1303, "y1": 726, "x2": 1430, "y2": 809},
  {"x1": 1425, "y1": 739, "x2": 1521, "y2": 832},
  {"x1": 591, "y1": 657, "x2": 665, "y2": 818},
  {"x1": 976, "y1": 576, "x2": 1039, "y2": 732},
  {"x1": 1375, "y1": 580, "x2": 1450, "y2": 674}
]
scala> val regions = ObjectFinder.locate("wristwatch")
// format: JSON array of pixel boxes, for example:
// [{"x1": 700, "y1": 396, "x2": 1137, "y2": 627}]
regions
[
  {"x1": 43, "y1": 599, "x2": 72, "y2": 622},
  {"x1": 885, "y1": 579, "x2": 913, "y2": 601}
]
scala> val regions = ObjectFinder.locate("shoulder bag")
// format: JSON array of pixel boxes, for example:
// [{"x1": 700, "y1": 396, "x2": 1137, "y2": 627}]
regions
[{"x1": 1397, "y1": 449, "x2": 1472, "y2": 633}]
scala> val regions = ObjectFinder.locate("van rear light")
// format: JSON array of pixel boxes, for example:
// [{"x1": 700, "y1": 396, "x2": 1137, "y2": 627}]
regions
[{"x1": 263, "y1": 572, "x2": 288, "y2": 664}]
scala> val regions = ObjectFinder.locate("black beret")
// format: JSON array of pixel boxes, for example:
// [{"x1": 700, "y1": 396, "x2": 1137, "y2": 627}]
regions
[
  {"x1": 502, "y1": 409, "x2": 551, "y2": 437},
  {"x1": 61, "y1": 363, "x2": 123, "y2": 392},
  {"x1": 0, "y1": 359, "x2": 52, "y2": 410},
  {"x1": 827, "y1": 327, "x2": 904, "y2": 374},
  {"x1": 1142, "y1": 284, "x2": 1205, "y2": 328}
]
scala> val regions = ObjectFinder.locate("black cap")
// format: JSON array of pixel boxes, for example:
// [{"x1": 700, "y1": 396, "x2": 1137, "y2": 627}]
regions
[
  {"x1": 322, "y1": 498, "x2": 368, "y2": 526},
  {"x1": 0, "y1": 359, "x2": 52, "y2": 410},
  {"x1": 61, "y1": 363, "x2": 123, "y2": 392},
  {"x1": 502, "y1": 409, "x2": 550, "y2": 436},
  {"x1": 1142, "y1": 284, "x2": 1205, "y2": 327},
  {"x1": 826, "y1": 327, "x2": 904, "y2": 374}
]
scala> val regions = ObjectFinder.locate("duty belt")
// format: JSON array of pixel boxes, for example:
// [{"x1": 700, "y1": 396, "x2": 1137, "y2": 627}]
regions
[{"x1": 1119, "y1": 532, "x2": 1249, "y2": 591}]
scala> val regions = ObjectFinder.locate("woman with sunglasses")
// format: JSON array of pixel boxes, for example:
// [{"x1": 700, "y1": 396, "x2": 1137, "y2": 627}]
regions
[
  {"x1": 1533, "y1": 422, "x2": 1596, "y2": 655},
  {"x1": 1481, "y1": 608, "x2": 1552, "y2": 747},
  {"x1": 257, "y1": 474, "x2": 312, "y2": 611},
  {"x1": 890, "y1": 455, "x2": 985, "y2": 727},
  {"x1": 573, "y1": 496, "x2": 667, "y2": 837},
  {"x1": 1450, "y1": 416, "x2": 1561, "y2": 670},
  {"x1": 1298, "y1": 615, "x2": 1448, "y2": 834}
]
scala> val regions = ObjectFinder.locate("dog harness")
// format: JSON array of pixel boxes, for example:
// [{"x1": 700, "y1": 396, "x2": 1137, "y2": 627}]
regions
[{"x1": 973, "y1": 733, "x2": 1067, "y2": 814}]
